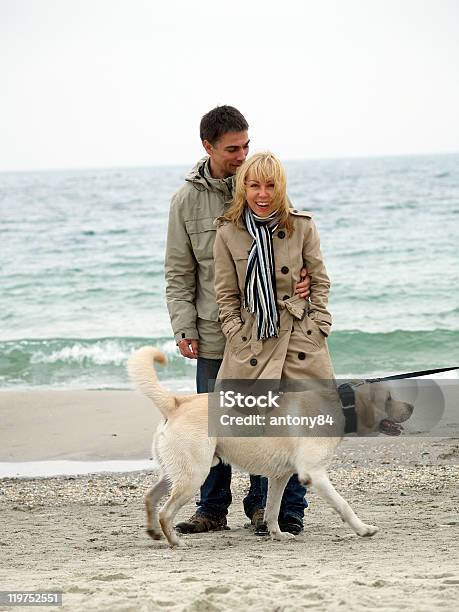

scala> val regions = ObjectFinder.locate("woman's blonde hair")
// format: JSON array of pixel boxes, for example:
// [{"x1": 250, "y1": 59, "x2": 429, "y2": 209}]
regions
[{"x1": 224, "y1": 152, "x2": 293, "y2": 235}]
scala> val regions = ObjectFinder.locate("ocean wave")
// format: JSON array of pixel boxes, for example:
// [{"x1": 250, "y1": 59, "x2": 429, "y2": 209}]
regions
[
  {"x1": 0, "y1": 331, "x2": 458, "y2": 389},
  {"x1": 1, "y1": 337, "x2": 177, "y2": 365},
  {"x1": 328, "y1": 329, "x2": 459, "y2": 378},
  {"x1": 0, "y1": 337, "x2": 190, "y2": 389},
  {"x1": 31, "y1": 341, "x2": 132, "y2": 366}
]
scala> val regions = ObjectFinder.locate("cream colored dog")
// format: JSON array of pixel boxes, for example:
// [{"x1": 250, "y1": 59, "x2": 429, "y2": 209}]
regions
[{"x1": 128, "y1": 346, "x2": 413, "y2": 548}]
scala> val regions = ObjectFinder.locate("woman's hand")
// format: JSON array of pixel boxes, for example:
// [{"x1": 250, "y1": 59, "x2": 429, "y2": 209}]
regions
[{"x1": 295, "y1": 267, "x2": 311, "y2": 299}]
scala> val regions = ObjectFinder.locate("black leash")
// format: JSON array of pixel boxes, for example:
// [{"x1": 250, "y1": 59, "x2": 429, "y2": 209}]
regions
[{"x1": 367, "y1": 365, "x2": 459, "y2": 383}]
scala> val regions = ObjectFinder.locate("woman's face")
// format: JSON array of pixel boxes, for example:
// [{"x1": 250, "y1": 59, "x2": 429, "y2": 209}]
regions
[{"x1": 245, "y1": 174, "x2": 277, "y2": 217}]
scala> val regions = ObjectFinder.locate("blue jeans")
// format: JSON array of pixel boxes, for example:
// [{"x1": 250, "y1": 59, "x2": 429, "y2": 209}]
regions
[
  {"x1": 195, "y1": 357, "x2": 307, "y2": 521},
  {"x1": 196, "y1": 357, "x2": 232, "y2": 518},
  {"x1": 243, "y1": 475, "x2": 308, "y2": 522}
]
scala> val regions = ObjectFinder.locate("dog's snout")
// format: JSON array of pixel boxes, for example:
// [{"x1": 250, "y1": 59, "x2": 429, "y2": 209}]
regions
[{"x1": 397, "y1": 401, "x2": 415, "y2": 423}]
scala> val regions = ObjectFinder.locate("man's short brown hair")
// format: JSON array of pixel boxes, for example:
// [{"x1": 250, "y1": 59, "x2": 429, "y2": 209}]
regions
[{"x1": 200, "y1": 105, "x2": 249, "y2": 145}]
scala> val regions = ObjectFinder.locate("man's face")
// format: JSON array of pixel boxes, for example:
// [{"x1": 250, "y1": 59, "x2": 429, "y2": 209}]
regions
[{"x1": 203, "y1": 131, "x2": 250, "y2": 179}]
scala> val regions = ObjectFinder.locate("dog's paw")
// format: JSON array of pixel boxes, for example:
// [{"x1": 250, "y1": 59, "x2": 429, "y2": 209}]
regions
[
  {"x1": 146, "y1": 529, "x2": 163, "y2": 540},
  {"x1": 270, "y1": 531, "x2": 296, "y2": 541},
  {"x1": 170, "y1": 537, "x2": 187, "y2": 549},
  {"x1": 357, "y1": 524, "x2": 379, "y2": 537}
]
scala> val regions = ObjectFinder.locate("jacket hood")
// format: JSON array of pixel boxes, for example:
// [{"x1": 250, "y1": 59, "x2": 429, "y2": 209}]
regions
[{"x1": 185, "y1": 156, "x2": 234, "y2": 199}]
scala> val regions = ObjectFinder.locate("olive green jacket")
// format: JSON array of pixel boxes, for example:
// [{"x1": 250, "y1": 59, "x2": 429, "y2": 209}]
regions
[{"x1": 165, "y1": 157, "x2": 233, "y2": 359}]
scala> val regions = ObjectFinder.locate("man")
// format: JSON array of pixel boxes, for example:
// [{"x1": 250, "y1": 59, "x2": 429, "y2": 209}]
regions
[{"x1": 165, "y1": 105, "x2": 310, "y2": 534}]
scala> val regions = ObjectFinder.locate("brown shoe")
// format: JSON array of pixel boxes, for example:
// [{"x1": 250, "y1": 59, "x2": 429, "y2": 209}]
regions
[
  {"x1": 175, "y1": 513, "x2": 229, "y2": 534},
  {"x1": 251, "y1": 508, "x2": 268, "y2": 536}
]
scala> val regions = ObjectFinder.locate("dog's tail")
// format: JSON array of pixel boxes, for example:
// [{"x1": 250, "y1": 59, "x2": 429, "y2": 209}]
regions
[{"x1": 128, "y1": 346, "x2": 175, "y2": 419}]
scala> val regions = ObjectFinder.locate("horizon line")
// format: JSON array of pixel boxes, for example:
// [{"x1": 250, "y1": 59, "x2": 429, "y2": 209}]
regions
[{"x1": 1, "y1": 149, "x2": 458, "y2": 175}]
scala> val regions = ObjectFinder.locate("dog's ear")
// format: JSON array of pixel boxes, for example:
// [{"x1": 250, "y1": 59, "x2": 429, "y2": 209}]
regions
[{"x1": 355, "y1": 384, "x2": 376, "y2": 431}]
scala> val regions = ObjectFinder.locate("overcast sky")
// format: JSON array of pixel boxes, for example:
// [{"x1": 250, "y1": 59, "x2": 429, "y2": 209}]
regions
[{"x1": 1, "y1": 0, "x2": 458, "y2": 171}]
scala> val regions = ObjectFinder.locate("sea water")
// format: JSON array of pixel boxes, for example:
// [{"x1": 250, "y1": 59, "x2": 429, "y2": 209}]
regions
[{"x1": 1, "y1": 154, "x2": 458, "y2": 390}]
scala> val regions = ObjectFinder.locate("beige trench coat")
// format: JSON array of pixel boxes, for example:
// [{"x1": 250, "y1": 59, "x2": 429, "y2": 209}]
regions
[{"x1": 213, "y1": 210, "x2": 335, "y2": 381}]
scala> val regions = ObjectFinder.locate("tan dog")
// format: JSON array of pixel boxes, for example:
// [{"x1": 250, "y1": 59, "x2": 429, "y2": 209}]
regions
[{"x1": 128, "y1": 346, "x2": 413, "y2": 547}]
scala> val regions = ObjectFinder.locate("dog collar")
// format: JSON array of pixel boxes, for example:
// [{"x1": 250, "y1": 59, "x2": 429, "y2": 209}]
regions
[{"x1": 337, "y1": 382, "x2": 362, "y2": 433}]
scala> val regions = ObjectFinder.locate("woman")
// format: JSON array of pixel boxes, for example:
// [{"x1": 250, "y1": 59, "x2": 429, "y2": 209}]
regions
[{"x1": 213, "y1": 151, "x2": 335, "y2": 534}]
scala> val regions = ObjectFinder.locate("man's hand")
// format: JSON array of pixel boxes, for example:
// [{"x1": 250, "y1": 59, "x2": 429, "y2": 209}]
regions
[
  {"x1": 295, "y1": 267, "x2": 311, "y2": 299},
  {"x1": 178, "y1": 338, "x2": 199, "y2": 359}
]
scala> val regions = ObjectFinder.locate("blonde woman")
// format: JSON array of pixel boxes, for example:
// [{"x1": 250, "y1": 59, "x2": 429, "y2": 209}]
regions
[{"x1": 213, "y1": 151, "x2": 335, "y2": 535}]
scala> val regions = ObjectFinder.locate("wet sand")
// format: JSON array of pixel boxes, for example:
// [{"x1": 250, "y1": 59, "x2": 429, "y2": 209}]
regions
[{"x1": 0, "y1": 390, "x2": 159, "y2": 462}]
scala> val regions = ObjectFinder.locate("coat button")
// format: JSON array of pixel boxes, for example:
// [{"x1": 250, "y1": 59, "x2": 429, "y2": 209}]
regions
[
  {"x1": 250, "y1": 358, "x2": 257, "y2": 366},
  {"x1": 282, "y1": 294, "x2": 290, "y2": 300},
  {"x1": 277, "y1": 230, "x2": 285, "y2": 239},
  {"x1": 307, "y1": 330, "x2": 312, "y2": 335},
  {"x1": 298, "y1": 352, "x2": 306, "y2": 360},
  {"x1": 281, "y1": 266, "x2": 289, "y2": 274},
  {"x1": 242, "y1": 336, "x2": 247, "y2": 341}
]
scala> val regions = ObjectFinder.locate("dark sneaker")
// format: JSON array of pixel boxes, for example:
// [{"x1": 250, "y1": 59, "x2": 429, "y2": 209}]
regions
[
  {"x1": 279, "y1": 516, "x2": 304, "y2": 535},
  {"x1": 175, "y1": 513, "x2": 229, "y2": 534},
  {"x1": 251, "y1": 508, "x2": 269, "y2": 536}
]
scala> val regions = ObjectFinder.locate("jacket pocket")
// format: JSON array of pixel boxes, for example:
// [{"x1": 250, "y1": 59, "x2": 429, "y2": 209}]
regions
[
  {"x1": 297, "y1": 315, "x2": 326, "y2": 350},
  {"x1": 228, "y1": 313, "x2": 253, "y2": 353},
  {"x1": 185, "y1": 217, "x2": 216, "y2": 262}
]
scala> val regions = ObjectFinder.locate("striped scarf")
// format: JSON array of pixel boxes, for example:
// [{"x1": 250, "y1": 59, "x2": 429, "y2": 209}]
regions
[{"x1": 243, "y1": 207, "x2": 280, "y2": 340}]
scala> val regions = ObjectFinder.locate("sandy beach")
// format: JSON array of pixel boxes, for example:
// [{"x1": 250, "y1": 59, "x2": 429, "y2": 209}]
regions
[
  {"x1": 0, "y1": 391, "x2": 458, "y2": 611},
  {"x1": 0, "y1": 391, "x2": 158, "y2": 462}
]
